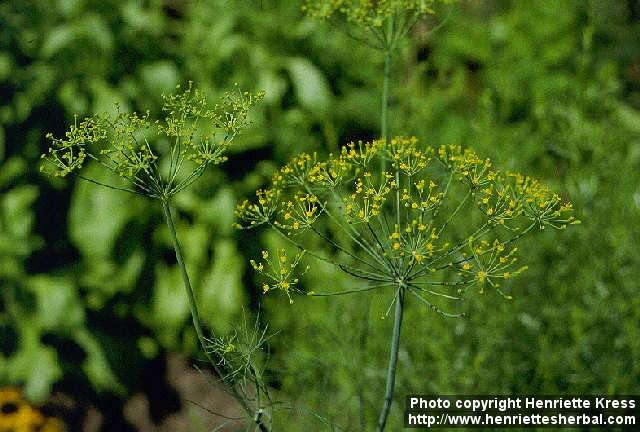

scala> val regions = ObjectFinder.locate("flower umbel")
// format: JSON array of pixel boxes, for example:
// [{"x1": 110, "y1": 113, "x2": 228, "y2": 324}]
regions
[
  {"x1": 41, "y1": 84, "x2": 270, "y2": 430},
  {"x1": 251, "y1": 249, "x2": 309, "y2": 303},
  {"x1": 238, "y1": 136, "x2": 579, "y2": 314},
  {"x1": 42, "y1": 82, "x2": 265, "y2": 200},
  {"x1": 304, "y1": 0, "x2": 446, "y2": 50}
]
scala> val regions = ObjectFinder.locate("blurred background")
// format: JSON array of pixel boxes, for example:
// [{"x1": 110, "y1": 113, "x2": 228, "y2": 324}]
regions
[{"x1": 1, "y1": 0, "x2": 639, "y2": 430}]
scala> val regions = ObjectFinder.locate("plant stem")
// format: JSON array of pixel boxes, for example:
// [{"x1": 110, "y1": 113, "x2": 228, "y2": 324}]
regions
[
  {"x1": 161, "y1": 199, "x2": 269, "y2": 432},
  {"x1": 381, "y1": 14, "x2": 395, "y2": 172},
  {"x1": 381, "y1": 13, "x2": 396, "y2": 143},
  {"x1": 381, "y1": 50, "x2": 392, "y2": 143},
  {"x1": 162, "y1": 200, "x2": 208, "y2": 351},
  {"x1": 376, "y1": 285, "x2": 406, "y2": 432},
  {"x1": 358, "y1": 297, "x2": 371, "y2": 432}
]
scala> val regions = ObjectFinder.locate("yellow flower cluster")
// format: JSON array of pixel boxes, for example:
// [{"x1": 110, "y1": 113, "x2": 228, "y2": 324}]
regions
[
  {"x1": 341, "y1": 139, "x2": 382, "y2": 167},
  {"x1": 458, "y1": 239, "x2": 528, "y2": 298},
  {"x1": 0, "y1": 388, "x2": 63, "y2": 432},
  {"x1": 250, "y1": 249, "x2": 309, "y2": 303},
  {"x1": 41, "y1": 114, "x2": 107, "y2": 178},
  {"x1": 275, "y1": 193, "x2": 323, "y2": 233},
  {"x1": 438, "y1": 145, "x2": 579, "y2": 229},
  {"x1": 307, "y1": 154, "x2": 352, "y2": 189},
  {"x1": 508, "y1": 172, "x2": 579, "y2": 229},
  {"x1": 99, "y1": 109, "x2": 157, "y2": 179},
  {"x1": 401, "y1": 178, "x2": 443, "y2": 212},
  {"x1": 236, "y1": 136, "x2": 578, "y2": 305},
  {"x1": 388, "y1": 136, "x2": 432, "y2": 176},
  {"x1": 343, "y1": 172, "x2": 395, "y2": 223},
  {"x1": 234, "y1": 188, "x2": 280, "y2": 228},
  {"x1": 158, "y1": 83, "x2": 266, "y2": 167},
  {"x1": 236, "y1": 137, "x2": 579, "y2": 239},
  {"x1": 474, "y1": 184, "x2": 519, "y2": 225},
  {"x1": 42, "y1": 83, "x2": 263, "y2": 199},
  {"x1": 438, "y1": 144, "x2": 497, "y2": 189},
  {"x1": 389, "y1": 220, "x2": 448, "y2": 262},
  {"x1": 276, "y1": 150, "x2": 353, "y2": 190},
  {"x1": 278, "y1": 152, "x2": 317, "y2": 186}
]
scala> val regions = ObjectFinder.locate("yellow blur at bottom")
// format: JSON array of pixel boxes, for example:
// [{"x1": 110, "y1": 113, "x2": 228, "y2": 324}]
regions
[{"x1": 0, "y1": 388, "x2": 64, "y2": 432}]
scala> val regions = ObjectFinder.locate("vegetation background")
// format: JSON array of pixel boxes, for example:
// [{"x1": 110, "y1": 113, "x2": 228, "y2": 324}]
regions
[{"x1": 1, "y1": 0, "x2": 639, "y2": 430}]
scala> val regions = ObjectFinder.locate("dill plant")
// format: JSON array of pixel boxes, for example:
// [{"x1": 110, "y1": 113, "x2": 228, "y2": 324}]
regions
[
  {"x1": 250, "y1": 3, "x2": 578, "y2": 430},
  {"x1": 41, "y1": 83, "x2": 274, "y2": 431},
  {"x1": 236, "y1": 136, "x2": 579, "y2": 430},
  {"x1": 304, "y1": 0, "x2": 452, "y2": 142}
]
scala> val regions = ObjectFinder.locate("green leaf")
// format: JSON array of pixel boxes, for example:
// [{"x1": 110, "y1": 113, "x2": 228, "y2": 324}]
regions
[
  {"x1": 41, "y1": 25, "x2": 76, "y2": 58},
  {"x1": 74, "y1": 329, "x2": 125, "y2": 394},
  {"x1": 199, "y1": 240, "x2": 245, "y2": 333},
  {"x1": 7, "y1": 324, "x2": 61, "y2": 402},
  {"x1": 29, "y1": 275, "x2": 84, "y2": 331},
  {"x1": 81, "y1": 250, "x2": 145, "y2": 305},
  {"x1": 287, "y1": 57, "x2": 331, "y2": 111},
  {"x1": 200, "y1": 188, "x2": 235, "y2": 235},
  {"x1": 0, "y1": 158, "x2": 24, "y2": 191},
  {"x1": 139, "y1": 61, "x2": 179, "y2": 95},
  {"x1": 1, "y1": 185, "x2": 38, "y2": 238},
  {"x1": 69, "y1": 164, "x2": 139, "y2": 258},
  {"x1": 149, "y1": 264, "x2": 189, "y2": 347},
  {"x1": 0, "y1": 124, "x2": 4, "y2": 162}
]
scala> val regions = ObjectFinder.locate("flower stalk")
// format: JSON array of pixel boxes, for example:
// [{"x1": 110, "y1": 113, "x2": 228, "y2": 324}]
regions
[
  {"x1": 238, "y1": 136, "x2": 579, "y2": 430},
  {"x1": 163, "y1": 198, "x2": 271, "y2": 430},
  {"x1": 161, "y1": 199, "x2": 209, "y2": 358},
  {"x1": 239, "y1": 3, "x2": 580, "y2": 430},
  {"x1": 381, "y1": 41, "x2": 393, "y2": 143},
  {"x1": 376, "y1": 284, "x2": 405, "y2": 432},
  {"x1": 42, "y1": 83, "x2": 271, "y2": 430}
]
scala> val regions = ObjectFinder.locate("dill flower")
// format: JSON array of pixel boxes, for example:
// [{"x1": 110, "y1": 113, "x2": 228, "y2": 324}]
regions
[
  {"x1": 41, "y1": 84, "x2": 271, "y2": 430},
  {"x1": 304, "y1": 0, "x2": 444, "y2": 48},
  {"x1": 250, "y1": 249, "x2": 309, "y2": 303},
  {"x1": 237, "y1": 136, "x2": 579, "y2": 310},
  {"x1": 234, "y1": 188, "x2": 281, "y2": 229},
  {"x1": 42, "y1": 82, "x2": 265, "y2": 200}
]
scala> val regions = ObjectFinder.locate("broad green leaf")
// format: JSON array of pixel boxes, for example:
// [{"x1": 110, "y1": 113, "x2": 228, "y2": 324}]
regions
[
  {"x1": 29, "y1": 275, "x2": 84, "y2": 330},
  {"x1": 287, "y1": 57, "x2": 331, "y2": 111},
  {"x1": 69, "y1": 163, "x2": 140, "y2": 258},
  {"x1": 150, "y1": 264, "x2": 189, "y2": 347},
  {"x1": 199, "y1": 240, "x2": 245, "y2": 333},
  {"x1": 139, "y1": 61, "x2": 179, "y2": 95},
  {"x1": 75, "y1": 329, "x2": 125, "y2": 394},
  {"x1": 7, "y1": 324, "x2": 61, "y2": 402}
]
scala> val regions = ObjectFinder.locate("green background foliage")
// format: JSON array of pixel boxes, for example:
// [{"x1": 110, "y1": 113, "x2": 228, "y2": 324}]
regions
[{"x1": 1, "y1": 0, "x2": 639, "y2": 430}]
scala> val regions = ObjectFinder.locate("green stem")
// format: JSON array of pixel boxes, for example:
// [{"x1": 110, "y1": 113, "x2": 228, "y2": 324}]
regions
[
  {"x1": 376, "y1": 285, "x2": 405, "y2": 432},
  {"x1": 381, "y1": 50, "x2": 392, "y2": 143},
  {"x1": 358, "y1": 297, "x2": 371, "y2": 432},
  {"x1": 381, "y1": 16, "x2": 394, "y2": 186},
  {"x1": 381, "y1": 13, "x2": 396, "y2": 143},
  {"x1": 161, "y1": 199, "x2": 269, "y2": 432},
  {"x1": 162, "y1": 199, "x2": 208, "y2": 353}
]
